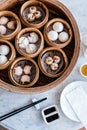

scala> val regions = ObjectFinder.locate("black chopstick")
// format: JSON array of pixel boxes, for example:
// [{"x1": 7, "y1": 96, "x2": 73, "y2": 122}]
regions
[{"x1": 0, "y1": 97, "x2": 47, "y2": 121}]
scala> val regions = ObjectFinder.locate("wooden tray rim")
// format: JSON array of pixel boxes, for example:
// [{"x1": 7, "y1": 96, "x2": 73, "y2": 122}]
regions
[{"x1": 0, "y1": 0, "x2": 80, "y2": 93}]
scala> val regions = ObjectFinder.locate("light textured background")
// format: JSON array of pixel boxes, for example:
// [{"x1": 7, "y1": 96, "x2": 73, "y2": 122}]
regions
[{"x1": 0, "y1": 0, "x2": 87, "y2": 130}]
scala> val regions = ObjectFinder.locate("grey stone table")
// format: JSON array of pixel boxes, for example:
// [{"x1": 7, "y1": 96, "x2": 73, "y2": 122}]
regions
[{"x1": 0, "y1": 0, "x2": 87, "y2": 130}]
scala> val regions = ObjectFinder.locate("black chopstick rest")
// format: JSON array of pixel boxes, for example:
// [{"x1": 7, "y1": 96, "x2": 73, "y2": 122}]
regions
[{"x1": 0, "y1": 97, "x2": 47, "y2": 122}]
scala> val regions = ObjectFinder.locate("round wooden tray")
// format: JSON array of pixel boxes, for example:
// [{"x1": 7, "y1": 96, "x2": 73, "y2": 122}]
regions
[{"x1": 0, "y1": 0, "x2": 80, "y2": 93}]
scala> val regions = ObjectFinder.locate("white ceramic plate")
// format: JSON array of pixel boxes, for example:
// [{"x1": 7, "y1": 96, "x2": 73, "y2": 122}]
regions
[{"x1": 60, "y1": 81, "x2": 87, "y2": 122}]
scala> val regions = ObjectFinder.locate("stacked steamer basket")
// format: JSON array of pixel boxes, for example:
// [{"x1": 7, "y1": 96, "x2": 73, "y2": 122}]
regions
[{"x1": 0, "y1": 0, "x2": 80, "y2": 93}]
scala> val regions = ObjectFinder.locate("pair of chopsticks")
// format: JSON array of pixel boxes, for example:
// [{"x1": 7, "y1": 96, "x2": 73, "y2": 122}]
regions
[{"x1": 0, "y1": 97, "x2": 47, "y2": 121}]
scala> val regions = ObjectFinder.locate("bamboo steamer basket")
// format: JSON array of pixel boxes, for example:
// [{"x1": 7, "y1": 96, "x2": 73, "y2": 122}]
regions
[
  {"x1": 0, "y1": 0, "x2": 26, "y2": 11},
  {"x1": 9, "y1": 57, "x2": 39, "y2": 87},
  {"x1": 44, "y1": 18, "x2": 73, "y2": 48},
  {"x1": 0, "y1": 0, "x2": 80, "y2": 93},
  {"x1": 0, "y1": 39, "x2": 16, "y2": 70},
  {"x1": 38, "y1": 47, "x2": 68, "y2": 78},
  {"x1": 15, "y1": 28, "x2": 44, "y2": 58},
  {"x1": 0, "y1": 11, "x2": 21, "y2": 40},
  {"x1": 20, "y1": 0, "x2": 49, "y2": 29}
]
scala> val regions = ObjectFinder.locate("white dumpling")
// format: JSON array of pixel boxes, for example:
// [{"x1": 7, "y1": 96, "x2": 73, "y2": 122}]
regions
[
  {"x1": 35, "y1": 11, "x2": 41, "y2": 19},
  {"x1": 26, "y1": 44, "x2": 37, "y2": 54},
  {"x1": 27, "y1": 13, "x2": 35, "y2": 22},
  {"x1": 7, "y1": 21, "x2": 16, "y2": 30},
  {"x1": 45, "y1": 57, "x2": 53, "y2": 65},
  {"x1": 0, "y1": 45, "x2": 10, "y2": 55},
  {"x1": 59, "y1": 31, "x2": 69, "y2": 42},
  {"x1": 0, "y1": 25, "x2": 7, "y2": 35},
  {"x1": 29, "y1": 6, "x2": 37, "y2": 13},
  {"x1": 0, "y1": 16, "x2": 9, "y2": 25},
  {"x1": 50, "y1": 63, "x2": 59, "y2": 71},
  {"x1": 21, "y1": 75, "x2": 30, "y2": 84},
  {"x1": 24, "y1": 65, "x2": 32, "y2": 74},
  {"x1": 28, "y1": 32, "x2": 38, "y2": 43},
  {"x1": 14, "y1": 66, "x2": 23, "y2": 76},
  {"x1": 53, "y1": 22, "x2": 64, "y2": 33},
  {"x1": 48, "y1": 31, "x2": 58, "y2": 41},
  {"x1": 18, "y1": 36, "x2": 29, "y2": 49},
  {"x1": 0, "y1": 55, "x2": 8, "y2": 64},
  {"x1": 53, "y1": 56, "x2": 60, "y2": 63}
]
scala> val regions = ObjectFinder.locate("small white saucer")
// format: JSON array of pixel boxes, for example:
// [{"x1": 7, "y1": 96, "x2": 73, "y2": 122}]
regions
[{"x1": 60, "y1": 81, "x2": 87, "y2": 122}]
